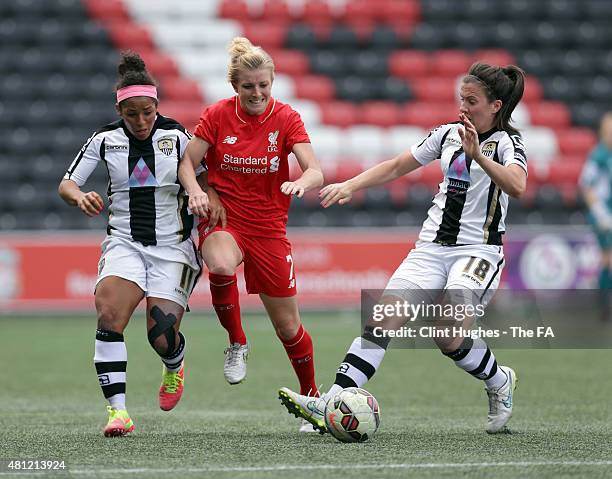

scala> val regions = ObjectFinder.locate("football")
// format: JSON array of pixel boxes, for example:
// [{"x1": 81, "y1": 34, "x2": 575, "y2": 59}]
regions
[{"x1": 324, "y1": 387, "x2": 380, "y2": 443}]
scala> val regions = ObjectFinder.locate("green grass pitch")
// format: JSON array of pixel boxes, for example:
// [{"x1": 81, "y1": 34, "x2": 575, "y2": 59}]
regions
[{"x1": 1, "y1": 312, "x2": 612, "y2": 478}]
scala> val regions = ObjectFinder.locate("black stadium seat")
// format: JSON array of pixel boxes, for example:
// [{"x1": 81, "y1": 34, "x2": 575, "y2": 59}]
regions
[
  {"x1": 370, "y1": 26, "x2": 401, "y2": 50},
  {"x1": 540, "y1": 76, "x2": 585, "y2": 103},
  {"x1": 285, "y1": 24, "x2": 317, "y2": 50},
  {"x1": 419, "y1": 0, "x2": 463, "y2": 22},
  {"x1": 310, "y1": 50, "x2": 350, "y2": 78},
  {"x1": 352, "y1": 50, "x2": 389, "y2": 77},
  {"x1": 324, "y1": 25, "x2": 359, "y2": 49},
  {"x1": 409, "y1": 23, "x2": 452, "y2": 50}
]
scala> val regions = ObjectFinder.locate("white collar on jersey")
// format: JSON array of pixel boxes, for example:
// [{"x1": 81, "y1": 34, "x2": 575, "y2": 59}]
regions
[{"x1": 234, "y1": 96, "x2": 276, "y2": 125}]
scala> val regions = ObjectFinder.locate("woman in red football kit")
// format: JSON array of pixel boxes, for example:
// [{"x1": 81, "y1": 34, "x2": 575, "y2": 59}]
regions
[{"x1": 179, "y1": 37, "x2": 324, "y2": 414}]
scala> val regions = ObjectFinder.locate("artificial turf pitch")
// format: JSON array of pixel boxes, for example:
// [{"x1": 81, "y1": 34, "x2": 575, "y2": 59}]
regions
[{"x1": 1, "y1": 313, "x2": 611, "y2": 478}]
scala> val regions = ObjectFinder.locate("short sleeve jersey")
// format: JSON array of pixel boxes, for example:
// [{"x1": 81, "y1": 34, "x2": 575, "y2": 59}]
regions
[
  {"x1": 580, "y1": 143, "x2": 612, "y2": 210},
  {"x1": 410, "y1": 122, "x2": 527, "y2": 246},
  {"x1": 194, "y1": 96, "x2": 310, "y2": 237},
  {"x1": 64, "y1": 115, "x2": 193, "y2": 246}
]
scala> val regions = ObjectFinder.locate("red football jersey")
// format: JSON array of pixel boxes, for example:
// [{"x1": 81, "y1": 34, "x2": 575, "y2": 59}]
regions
[{"x1": 194, "y1": 96, "x2": 310, "y2": 237}]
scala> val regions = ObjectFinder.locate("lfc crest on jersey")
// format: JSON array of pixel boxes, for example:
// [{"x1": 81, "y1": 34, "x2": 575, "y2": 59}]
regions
[{"x1": 268, "y1": 130, "x2": 279, "y2": 152}]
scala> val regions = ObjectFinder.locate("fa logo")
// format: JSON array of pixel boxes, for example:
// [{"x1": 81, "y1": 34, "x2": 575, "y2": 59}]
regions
[
  {"x1": 268, "y1": 130, "x2": 279, "y2": 152},
  {"x1": 223, "y1": 136, "x2": 238, "y2": 144}
]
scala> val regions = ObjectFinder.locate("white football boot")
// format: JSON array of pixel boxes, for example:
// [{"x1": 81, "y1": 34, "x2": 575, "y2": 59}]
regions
[
  {"x1": 278, "y1": 387, "x2": 327, "y2": 433},
  {"x1": 485, "y1": 366, "x2": 517, "y2": 433},
  {"x1": 223, "y1": 343, "x2": 249, "y2": 385}
]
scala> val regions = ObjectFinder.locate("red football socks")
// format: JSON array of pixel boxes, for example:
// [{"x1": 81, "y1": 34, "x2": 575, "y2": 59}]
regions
[
  {"x1": 209, "y1": 273, "x2": 247, "y2": 345},
  {"x1": 280, "y1": 324, "x2": 318, "y2": 396}
]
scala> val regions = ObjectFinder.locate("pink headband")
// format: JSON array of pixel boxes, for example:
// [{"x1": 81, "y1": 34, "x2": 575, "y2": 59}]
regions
[{"x1": 116, "y1": 85, "x2": 158, "y2": 103}]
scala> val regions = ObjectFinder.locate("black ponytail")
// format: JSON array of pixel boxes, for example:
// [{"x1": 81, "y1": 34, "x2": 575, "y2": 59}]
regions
[{"x1": 463, "y1": 62, "x2": 526, "y2": 135}]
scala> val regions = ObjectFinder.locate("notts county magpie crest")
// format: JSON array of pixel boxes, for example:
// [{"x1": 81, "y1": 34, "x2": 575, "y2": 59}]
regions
[
  {"x1": 157, "y1": 137, "x2": 175, "y2": 156},
  {"x1": 481, "y1": 141, "x2": 497, "y2": 158}
]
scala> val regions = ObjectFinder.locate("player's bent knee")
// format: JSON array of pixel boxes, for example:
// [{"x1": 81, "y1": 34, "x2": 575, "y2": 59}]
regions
[
  {"x1": 148, "y1": 305, "x2": 179, "y2": 356},
  {"x1": 96, "y1": 305, "x2": 127, "y2": 333},
  {"x1": 274, "y1": 319, "x2": 301, "y2": 341},
  {"x1": 207, "y1": 262, "x2": 237, "y2": 276}
]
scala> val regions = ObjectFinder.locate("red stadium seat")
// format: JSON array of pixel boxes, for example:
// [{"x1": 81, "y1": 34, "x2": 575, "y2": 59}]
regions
[
  {"x1": 293, "y1": 75, "x2": 335, "y2": 102},
  {"x1": 138, "y1": 50, "x2": 180, "y2": 78},
  {"x1": 342, "y1": 0, "x2": 381, "y2": 23},
  {"x1": 528, "y1": 102, "x2": 571, "y2": 129},
  {"x1": 540, "y1": 159, "x2": 584, "y2": 204},
  {"x1": 430, "y1": 50, "x2": 472, "y2": 77},
  {"x1": 107, "y1": 22, "x2": 155, "y2": 50},
  {"x1": 527, "y1": 161, "x2": 549, "y2": 185},
  {"x1": 334, "y1": 159, "x2": 367, "y2": 183},
  {"x1": 410, "y1": 78, "x2": 457, "y2": 102},
  {"x1": 362, "y1": 101, "x2": 401, "y2": 128},
  {"x1": 472, "y1": 49, "x2": 515, "y2": 67},
  {"x1": 269, "y1": 49, "x2": 310, "y2": 76},
  {"x1": 556, "y1": 127, "x2": 597, "y2": 156},
  {"x1": 241, "y1": 21, "x2": 288, "y2": 49},
  {"x1": 388, "y1": 50, "x2": 429, "y2": 79},
  {"x1": 160, "y1": 101, "x2": 202, "y2": 131},
  {"x1": 320, "y1": 101, "x2": 358, "y2": 128},
  {"x1": 344, "y1": 18, "x2": 376, "y2": 41},
  {"x1": 419, "y1": 162, "x2": 443, "y2": 188},
  {"x1": 400, "y1": 103, "x2": 441, "y2": 129},
  {"x1": 386, "y1": 19, "x2": 418, "y2": 41},
  {"x1": 260, "y1": 0, "x2": 292, "y2": 22},
  {"x1": 379, "y1": 0, "x2": 420, "y2": 26},
  {"x1": 561, "y1": 154, "x2": 586, "y2": 169},
  {"x1": 218, "y1": 0, "x2": 250, "y2": 20},
  {"x1": 522, "y1": 77, "x2": 544, "y2": 104},
  {"x1": 84, "y1": 0, "x2": 130, "y2": 23},
  {"x1": 388, "y1": 176, "x2": 411, "y2": 206},
  {"x1": 400, "y1": 102, "x2": 458, "y2": 129},
  {"x1": 159, "y1": 77, "x2": 202, "y2": 102},
  {"x1": 298, "y1": 0, "x2": 335, "y2": 22},
  {"x1": 319, "y1": 159, "x2": 339, "y2": 183}
]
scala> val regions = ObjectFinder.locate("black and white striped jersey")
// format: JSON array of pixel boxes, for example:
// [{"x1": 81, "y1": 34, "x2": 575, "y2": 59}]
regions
[
  {"x1": 411, "y1": 122, "x2": 527, "y2": 246},
  {"x1": 65, "y1": 115, "x2": 194, "y2": 246}
]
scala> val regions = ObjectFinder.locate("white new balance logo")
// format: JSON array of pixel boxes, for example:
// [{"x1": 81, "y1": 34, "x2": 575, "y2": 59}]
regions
[{"x1": 223, "y1": 136, "x2": 238, "y2": 144}]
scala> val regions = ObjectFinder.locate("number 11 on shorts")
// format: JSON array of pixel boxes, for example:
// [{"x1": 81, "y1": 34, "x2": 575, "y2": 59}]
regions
[{"x1": 286, "y1": 254, "x2": 295, "y2": 288}]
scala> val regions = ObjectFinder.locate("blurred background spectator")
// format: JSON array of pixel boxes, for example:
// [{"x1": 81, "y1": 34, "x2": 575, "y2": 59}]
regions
[{"x1": 1, "y1": 0, "x2": 607, "y2": 232}]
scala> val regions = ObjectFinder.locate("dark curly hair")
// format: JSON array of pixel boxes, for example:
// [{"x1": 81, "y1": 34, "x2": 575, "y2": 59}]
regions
[{"x1": 115, "y1": 51, "x2": 157, "y2": 91}]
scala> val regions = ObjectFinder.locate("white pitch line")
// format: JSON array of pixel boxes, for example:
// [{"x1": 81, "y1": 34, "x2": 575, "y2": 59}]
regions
[{"x1": 43, "y1": 460, "x2": 612, "y2": 475}]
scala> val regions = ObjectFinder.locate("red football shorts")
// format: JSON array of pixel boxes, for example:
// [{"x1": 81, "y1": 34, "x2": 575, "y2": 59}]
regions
[{"x1": 199, "y1": 224, "x2": 297, "y2": 297}]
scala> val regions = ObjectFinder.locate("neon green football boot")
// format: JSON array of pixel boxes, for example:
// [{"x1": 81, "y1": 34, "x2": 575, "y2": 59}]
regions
[
  {"x1": 159, "y1": 364, "x2": 185, "y2": 411},
  {"x1": 103, "y1": 406, "x2": 135, "y2": 437}
]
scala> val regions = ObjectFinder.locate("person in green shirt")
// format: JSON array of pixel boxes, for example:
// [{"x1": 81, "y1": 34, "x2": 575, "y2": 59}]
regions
[{"x1": 580, "y1": 111, "x2": 612, "y2": 321}]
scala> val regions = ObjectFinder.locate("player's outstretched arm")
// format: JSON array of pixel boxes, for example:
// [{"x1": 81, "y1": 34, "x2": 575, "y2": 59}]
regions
[
  {"x1": 58, "y1": 179, "x2": 104, "y2": 217},
  {"x1": 179, "y1": 136, "x2": 210, "y2": 217},
  {"x1": 319, "y1": 149, "x2": 422, "y2": 208},
  {"x1": 281, "y1": 143, "x2": 324, "y2": 198}
]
